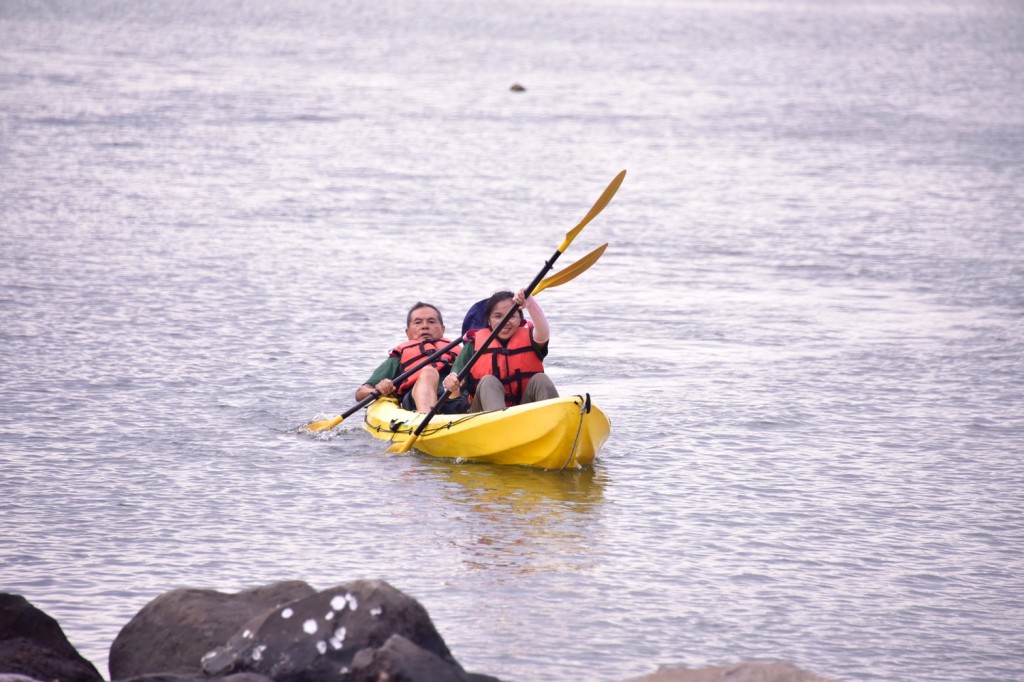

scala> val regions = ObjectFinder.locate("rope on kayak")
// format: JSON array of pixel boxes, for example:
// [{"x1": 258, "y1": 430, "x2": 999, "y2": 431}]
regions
[
  {"x1": 375, "y1": 414, "x2": 480, "y2": 439},
  {"x1": 558, "y1": 394, "x2": 589, "y2": 473}
]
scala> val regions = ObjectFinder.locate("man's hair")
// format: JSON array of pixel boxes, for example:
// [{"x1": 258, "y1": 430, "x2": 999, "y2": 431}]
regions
[{"x1": 406, "y1": 302, "x2": 443, "y2": 327}]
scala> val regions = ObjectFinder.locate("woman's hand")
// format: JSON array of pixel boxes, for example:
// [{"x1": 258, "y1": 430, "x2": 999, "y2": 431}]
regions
[{"x1": 513, "y1": 288, "x2": 538, "y2": 312}]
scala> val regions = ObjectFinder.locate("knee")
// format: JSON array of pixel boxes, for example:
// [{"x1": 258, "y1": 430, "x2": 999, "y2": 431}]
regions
[
  {"x1": 415, "y1": 366, "x2": 439, "y2": 388},
  {"x1": 529, "y1": 373, "x2": 558, "y2": 399},
  {"x1": 477, "y1": 374, "x2": 501, "y2": 389},
  {"x1": 533, "y1": 373, "x2": 554, "y2": 388},
  {"x1": 473, "y1": 374, "x2": 505, "y2": 412}
]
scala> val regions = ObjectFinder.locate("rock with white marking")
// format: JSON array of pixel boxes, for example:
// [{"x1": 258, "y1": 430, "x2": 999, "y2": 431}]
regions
[
  {"x1": 117, "y1": 674, "x2": 275, "y2": 682},
  {"x1": 201, "y1": 580, "x2": 476, "y2": 682},
  {"x1": 109, "y1": 581, "x2": 316, "y2": 680}
]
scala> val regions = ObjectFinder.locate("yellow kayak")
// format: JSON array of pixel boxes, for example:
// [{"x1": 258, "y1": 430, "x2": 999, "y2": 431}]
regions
[{"x1": 363, "y1": 394, "x2": 611, "y2": 469}]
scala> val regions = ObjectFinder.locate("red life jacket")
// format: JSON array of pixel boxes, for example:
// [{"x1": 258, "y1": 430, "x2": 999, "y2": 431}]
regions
[
  {"x1": 467, "y1": 325, "x2": 544, "y2": 406},
  {"x1": 390, "y1": 338, "x2": 459, "y2": 394}
]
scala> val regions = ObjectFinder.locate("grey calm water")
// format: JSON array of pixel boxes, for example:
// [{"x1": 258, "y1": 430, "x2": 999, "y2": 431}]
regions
[{"x1": 2, "y1": 1, "x2": 1023, "y2": 680}]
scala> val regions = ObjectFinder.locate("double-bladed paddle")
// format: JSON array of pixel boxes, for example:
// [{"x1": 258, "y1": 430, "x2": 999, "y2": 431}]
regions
[
  {"x1": 300, "y1": 241, "x2": 610, "y2": 434},
  {"x1": 386, "y1": 169, "x2": 625, "y2": 455}
]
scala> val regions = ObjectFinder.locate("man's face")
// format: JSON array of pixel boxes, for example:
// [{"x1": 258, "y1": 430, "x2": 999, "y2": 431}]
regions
[{"x1": 406, "y1": 306, "x2": 445, "y2": 341}]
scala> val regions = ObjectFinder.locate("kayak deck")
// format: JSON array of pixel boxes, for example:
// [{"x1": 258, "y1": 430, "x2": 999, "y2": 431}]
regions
[{"x1": 363, "y1": 394, "x2": 611, "y2": 469}]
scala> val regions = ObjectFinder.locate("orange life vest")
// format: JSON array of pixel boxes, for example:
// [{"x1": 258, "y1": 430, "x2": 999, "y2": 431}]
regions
[
  {"x1": 390, "y1": 338, "x2": 459, "y2": 394},
  {"x1": 467, "y1": 325, "x2": 545, "y2": 406}
]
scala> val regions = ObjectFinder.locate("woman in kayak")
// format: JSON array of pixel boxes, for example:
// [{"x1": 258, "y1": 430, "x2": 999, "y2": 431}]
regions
[{"x1": 443, "y1": 289, "x2": 558, "y2": 412}]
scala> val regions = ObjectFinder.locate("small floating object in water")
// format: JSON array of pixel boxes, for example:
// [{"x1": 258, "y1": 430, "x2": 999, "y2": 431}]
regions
[{"x1": 510, "y1": 83, "x2": 526, "y2": 92}]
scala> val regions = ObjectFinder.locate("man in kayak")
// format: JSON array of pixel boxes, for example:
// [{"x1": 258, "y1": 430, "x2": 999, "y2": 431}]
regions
[
  {"x1": 443, "y1": 289, "x2": 558, "y2": 412},
  {"x1": 355, "y1": 302, "x2": 468, "y2": 413}
]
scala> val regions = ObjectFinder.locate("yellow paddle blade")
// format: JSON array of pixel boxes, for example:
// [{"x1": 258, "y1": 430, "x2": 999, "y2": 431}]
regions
[
  {"x1": 533, "y1": 243, "x2": 608, "y2": 296},
  {"x1": 557, "y1": 169, "x2": 626, "y2": 253},
  {"x1": 302, "y1": 414, "x2": 344, "y2": 433},
  {"x1": 385, "y1": 438, "x2": 416, "y2": 455}
]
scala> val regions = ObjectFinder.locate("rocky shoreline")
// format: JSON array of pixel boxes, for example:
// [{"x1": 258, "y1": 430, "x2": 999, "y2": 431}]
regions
[{"x1": 1, "y1": 581, "x2": 832, "y2": 682}]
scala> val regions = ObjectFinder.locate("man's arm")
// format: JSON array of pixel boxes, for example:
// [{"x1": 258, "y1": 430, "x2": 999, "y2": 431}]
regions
[{"x1": 355, "y1": 356, "x2": 400, "y2": 401}]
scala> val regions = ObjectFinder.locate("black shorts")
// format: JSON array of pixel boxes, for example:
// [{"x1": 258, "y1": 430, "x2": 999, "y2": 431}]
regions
[{"x1": 400, "y1": 389, "x2": 469, "y2": 414}]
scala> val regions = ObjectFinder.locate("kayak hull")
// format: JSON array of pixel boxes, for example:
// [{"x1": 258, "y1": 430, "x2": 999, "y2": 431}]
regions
[{"x1": 363, "y1": 395, "x2": 611, "y2": 469}]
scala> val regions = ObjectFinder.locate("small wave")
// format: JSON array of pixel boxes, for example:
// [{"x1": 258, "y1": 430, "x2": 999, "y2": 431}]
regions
[
  {"x1": 292, "y1": 113, "x2": 342, "y2": 123},
  {"x1": 31, "y1": 116, "x2": 85, "y2": 127},
  {"x1": 93, "y1": 141, "x2": 145, "y2": 149},
  {"x1": 729, "y1": 572, "x2": 777, "y2": 584}
]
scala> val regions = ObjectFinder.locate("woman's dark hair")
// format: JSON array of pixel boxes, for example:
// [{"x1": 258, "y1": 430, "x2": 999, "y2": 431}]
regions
[{"x1": 483, "y1": 291, "x2": 520, "y2": 329}]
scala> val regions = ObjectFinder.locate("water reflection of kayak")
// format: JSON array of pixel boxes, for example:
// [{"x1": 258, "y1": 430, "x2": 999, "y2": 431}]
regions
[
  {"x1": 427, "y1": 459, "x2": 605, "y2": 508},
  {"x1": 363, "y1": 394, "x2": 611, "y2": 469}
]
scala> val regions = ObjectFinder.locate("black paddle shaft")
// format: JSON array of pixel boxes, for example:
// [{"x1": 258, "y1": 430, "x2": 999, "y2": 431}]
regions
[{"x1": 347, "y1": 334, "x2": 465, "y2": 419}]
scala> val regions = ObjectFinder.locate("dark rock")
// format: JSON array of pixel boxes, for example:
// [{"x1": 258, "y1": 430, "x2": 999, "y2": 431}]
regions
[
  {"x1": 118, "y1": 673, "x2": 275, "y2": 682},
  {"x1": 201, "y1": 580, "x2": 465, "y2": 682},
  {"x1": 349, "y1": 634, "x2": 502, "y2": 682},
  {"x1": 0, "y1": 594, "x2": 103, "y2": 682},
  {"x1": 0, "y1": 674, "x2": 47, "y2": 682},
  {"x1": 509, "y1": 83, "x2": 526, "y2": 92},
  {"x1": 0, "y1": 640, "x2": 104, "y2": 682},
  {"x1": 109, "y1": 580, "x2": 316, "y2": 680},
  {"x1": 623, "y1": 661, "x2": 834, "y2": 682}
]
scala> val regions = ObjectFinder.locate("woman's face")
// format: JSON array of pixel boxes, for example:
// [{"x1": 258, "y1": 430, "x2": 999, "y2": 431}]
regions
[{"x1": 488, "y1": 299, "x2": 521, "y2": 341}]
